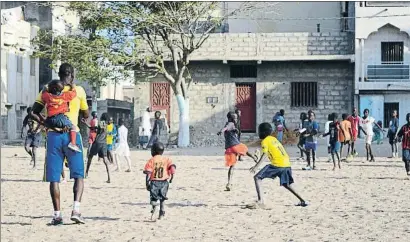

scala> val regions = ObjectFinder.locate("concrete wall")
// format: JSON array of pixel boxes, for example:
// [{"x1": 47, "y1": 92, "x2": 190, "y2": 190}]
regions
[
  {"x1": 133, "y1": 61, "x2": 354, "y2": 146},
  {"x1": 1, "y1": 21, "x2": 40, "y2": 140},
  {"x1": 189, "y1": 32, "x2": 354, "y2": 61},
  {"x1": 355, "y1": 2, "x2": 410, "y2": 39},
  {"x1": 225, "y1": 2, "x2": 343, "y2": 33}
]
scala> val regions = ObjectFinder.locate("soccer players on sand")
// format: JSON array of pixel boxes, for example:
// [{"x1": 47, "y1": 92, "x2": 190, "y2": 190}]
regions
[
  {"x1": 143, "y1": 142, "x2": 176, "y2": 220},
  {"x1": 396, "y1": 113, "x2": 410, "y2": 176},
  {"x1": 347, "y1": 108, "x2": 360, "y2": 157},
  {"x1": 388, "y1": 110, "x2": 399, "y2": 158},
  {"x1": 31, "y1": 63, "x2": 88, "y2": 225},
  {"x1": 218, "y1": 111, "x2": 258, "y2": 191},
  {"x1": 322, "y1": 113, "x2": 342, "y2": 170},
  {"x1": 303, "y1": 111, "x2": 319, "y2": 170},
  {"x1": 340, "y1": 113, "x2": 353, "y2": 161},
  {"x1": 85, "y1": 113, "x2": 111, "y2": 183},
  {"x1": 248, "y1": 123, "x2": 308, "y2": 208}
]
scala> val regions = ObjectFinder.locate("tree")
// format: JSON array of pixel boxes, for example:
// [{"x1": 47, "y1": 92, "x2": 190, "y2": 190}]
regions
[{"x1": 32, "y1": 1, "x2": 266, "y2": 147}]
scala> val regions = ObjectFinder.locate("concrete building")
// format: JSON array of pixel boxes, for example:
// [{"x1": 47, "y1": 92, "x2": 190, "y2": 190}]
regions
[
  {"x1": 1, "y1": 2, "x2": 80, "y2": 89},
  {"x1": 134, "y1": 2, "x2": 356, "y2": 146},
  {"x1": 1, "y1": 13, "x2": 40, "y2": 140},
  {"x1": 354, "y1": 1, "x2": 410, "y2": 127}
]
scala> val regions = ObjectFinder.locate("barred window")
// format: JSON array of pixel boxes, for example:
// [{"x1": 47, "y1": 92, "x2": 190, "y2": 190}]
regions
[
  {"x1": 230, "y1": 65, "x2": 257, "y2": 78},
  {"x1": 291, "y1": 82, "x2": 318, "y2": 107},
  {"x1": 381, "y1": 42, "x2": 403, "y2": 64}
]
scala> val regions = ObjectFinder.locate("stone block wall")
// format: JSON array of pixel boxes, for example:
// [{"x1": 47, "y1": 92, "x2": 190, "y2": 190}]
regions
[{"x1": 133, "y1": 60, "x2": 354, "y2": 147}]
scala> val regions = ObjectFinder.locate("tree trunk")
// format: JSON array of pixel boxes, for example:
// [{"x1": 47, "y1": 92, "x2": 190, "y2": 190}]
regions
[{"x1": 176, "y1": 94, "x2": 190, "y2": 147}]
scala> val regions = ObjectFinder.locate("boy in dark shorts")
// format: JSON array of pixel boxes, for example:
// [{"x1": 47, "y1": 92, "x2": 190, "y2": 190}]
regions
[
  {"x1": 295, "y1": 112, "x2": 308, "y2": 161},
  {"x1": 217, "y1": 111, "x2": 259, "y2": 191},
  {"x1": 84, "y1": 113, "x2": 111, "y2": 183},
  {"x1": 248, "y1": 123, "x2": 308, "y2": 208},
  {"x1": 322, "y1": 113, "x2": 342, "y2": 170},
  {"x1": 143, "y1": 142, "x2": 176, "y2": 221},
  {"x1": 303, "y1": 111, "x2": 319, "y2": 170},
  {"x1": 396, "y1": 113, "x2": 410, "y2": 176},
  {"x1": 38, "y1": 79, "x2": 81, "y2": 152}
]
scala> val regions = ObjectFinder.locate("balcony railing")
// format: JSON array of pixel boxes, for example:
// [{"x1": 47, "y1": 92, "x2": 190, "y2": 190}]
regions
[{"x1": 366, "y1": 64, "x2": 410, "y2": 81}]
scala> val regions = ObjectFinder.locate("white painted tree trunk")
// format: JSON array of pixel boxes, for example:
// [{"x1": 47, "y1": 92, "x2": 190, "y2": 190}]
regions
[{"x1": 176, "y1": 94, "x2": 190, "y2": 147}]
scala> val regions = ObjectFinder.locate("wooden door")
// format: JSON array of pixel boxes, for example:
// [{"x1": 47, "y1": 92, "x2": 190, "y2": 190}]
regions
[
  {"x1": 236, "y1": 83, "x2": 256, "y2": 132},
  {"x1": 151, "y1": 82, "x2": 171, "y2": 127}
]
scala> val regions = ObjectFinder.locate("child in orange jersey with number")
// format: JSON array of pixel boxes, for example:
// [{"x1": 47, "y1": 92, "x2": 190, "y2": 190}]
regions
[
  {"x1": 217, "y1": 111, "x2": 259, "y2": 191},
  {"x1": 143, "y1": 142, "x2": 176, "y2": 221}
]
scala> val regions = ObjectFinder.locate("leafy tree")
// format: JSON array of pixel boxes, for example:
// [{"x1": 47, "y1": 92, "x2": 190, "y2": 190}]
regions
[{"x1": 32, "y1": 1, "x2": 263, "y2": 147}]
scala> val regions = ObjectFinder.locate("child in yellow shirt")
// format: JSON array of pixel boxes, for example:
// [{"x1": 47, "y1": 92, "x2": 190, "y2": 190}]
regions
[{"x1": 249, "y1": 122, "x2": 308, "y2": 208}]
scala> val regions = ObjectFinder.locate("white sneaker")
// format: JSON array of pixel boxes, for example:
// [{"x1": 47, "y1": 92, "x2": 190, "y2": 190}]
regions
[{"x1": 68, "y1": 143, "x2": 82, "y2": 153}]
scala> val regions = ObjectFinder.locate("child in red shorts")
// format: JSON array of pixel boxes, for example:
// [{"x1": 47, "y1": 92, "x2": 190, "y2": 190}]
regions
[{"x1": 217, "y1": 111, "x2": 258, "y2": 191}]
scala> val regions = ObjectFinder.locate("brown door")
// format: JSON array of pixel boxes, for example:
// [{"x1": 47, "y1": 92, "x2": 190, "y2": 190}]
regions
[
  {"x1": 236, "y1": 83, "x2": 256, "y2": 132},
  {"x1": 151, "y1": 82, "x2": 171, "y2": 127}
]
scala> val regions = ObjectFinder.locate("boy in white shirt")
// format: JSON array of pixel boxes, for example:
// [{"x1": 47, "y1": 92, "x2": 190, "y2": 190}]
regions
[{"x1": 359, "y1": 109, "x2": 382, "y2": 162}]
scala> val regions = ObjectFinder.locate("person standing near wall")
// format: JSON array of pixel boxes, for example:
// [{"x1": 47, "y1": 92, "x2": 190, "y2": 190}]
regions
[
  {"x1": 273, "y1": 109, "x2": 288, "y2": 144},
  {"x1": 145, "y1": 111, "x2": 163, "y2": 149},
  {"x1": 141, "y1": 107, "x2": 152, "y2": 149},
  {"x1": 235, "y1": 108, "x2": 243, "y2": 161},
  {"x1": 388, "y1": 110, "x2": 399, "y2": 158}
]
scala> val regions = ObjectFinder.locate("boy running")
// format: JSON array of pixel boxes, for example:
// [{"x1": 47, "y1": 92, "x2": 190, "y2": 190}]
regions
[
  {"x1": 248, "y1": 122, "x2": 308, "y2": 208},
  {"x1": 359, "y1": 109, "x2": 383, "y2": 162},
  {"x1": 340, "y1": 113, "x2": 353, "y2": 160},
  {"x1": 396, "y1": 113, "x2": 410, "y2": 176},
  {"x1": 85, "y1": 113, "x2": 111, "y2": 183},
  {"x1": 143, "y1": 142, "x2": 176, "y2": 220},
  {"x1": 388, "y1": 110, "x2": 399, "y2": 158},
  {"x1": 217, "y1": 111, "x2": 258, "y2": 191},
  {"x1": 323, "y1": 113, "x2": 342, "y2": 170},
  {"x1": 303, "y1": 111, "x2": 319, "y2": 170},
  {"x1": 347, "y1": 108, "x2": 360, "y2": 157}
]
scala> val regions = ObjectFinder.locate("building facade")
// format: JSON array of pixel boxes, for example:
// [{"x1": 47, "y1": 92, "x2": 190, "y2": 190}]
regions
[
  {"x1": 134, "y1": 31, "x2": 355, "y2": 146},
  {"x1": 354, "y1": 1, "x2": 410, "y2": 127},
  {"x1": 1, "y1": 16, "x2": 40, "y2": 140}
]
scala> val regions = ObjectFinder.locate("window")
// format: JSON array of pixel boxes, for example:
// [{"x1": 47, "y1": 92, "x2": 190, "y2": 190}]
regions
[
  {"x1": 384, "y1": 103, "x2": 399, "y2": 128},
  {"x1": 17, "y1": 55, "x2": 23, "y2": 73},
  {"x1": 291, "y1": 82, "x2": 318, "y2": 107},
  {"x1": 381, "y1": 42, "x2": 404, "y2": 64},
  {"x1": 30, "y1": 58, "x2": 36, "y2": 76},
  {"x1": 230, "y1": 65, "x2": 257, "y2": 78}
]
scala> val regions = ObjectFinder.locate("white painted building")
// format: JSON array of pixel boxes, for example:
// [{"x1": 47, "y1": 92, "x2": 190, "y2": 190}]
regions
[
  {"x1": 354, "y1": 1, "x2": 410, "y2": 127},
  {"x1": 1, "y1": 16, "x2": 40, "y2": 139}
]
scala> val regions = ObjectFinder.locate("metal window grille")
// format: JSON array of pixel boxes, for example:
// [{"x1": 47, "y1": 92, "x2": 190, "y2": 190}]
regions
[
  {"x1": 381, "y1": 42, "x2": 404, "y2": 64},
  {"x1": 291, "y1": 82, "x2": 318, "y2": 107},
  {"x1": 230, "y1": 65, "x2": 257, "y2": 78}
]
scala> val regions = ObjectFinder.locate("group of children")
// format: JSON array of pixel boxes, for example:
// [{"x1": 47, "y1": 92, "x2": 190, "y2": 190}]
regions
[{"x1": 30, "y1": 78, "x2": 410, "y2": 219}]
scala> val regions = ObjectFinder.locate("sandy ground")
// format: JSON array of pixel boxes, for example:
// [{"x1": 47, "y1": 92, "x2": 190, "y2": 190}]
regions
[{"x1": 1, "y1": 140, "x2": 410, "y2": 242}]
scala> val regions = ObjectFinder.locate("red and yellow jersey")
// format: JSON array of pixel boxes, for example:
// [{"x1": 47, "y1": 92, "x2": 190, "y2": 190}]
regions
[
  {"x1": 144, "y1": 155, "x2": 175, "y2": 181},
  {"x1": 261, "y1": 136, "x2": 291, "y2": 168},
  {"x1": 41, "y1": 89, "x2": 77, "y2": 117}
]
